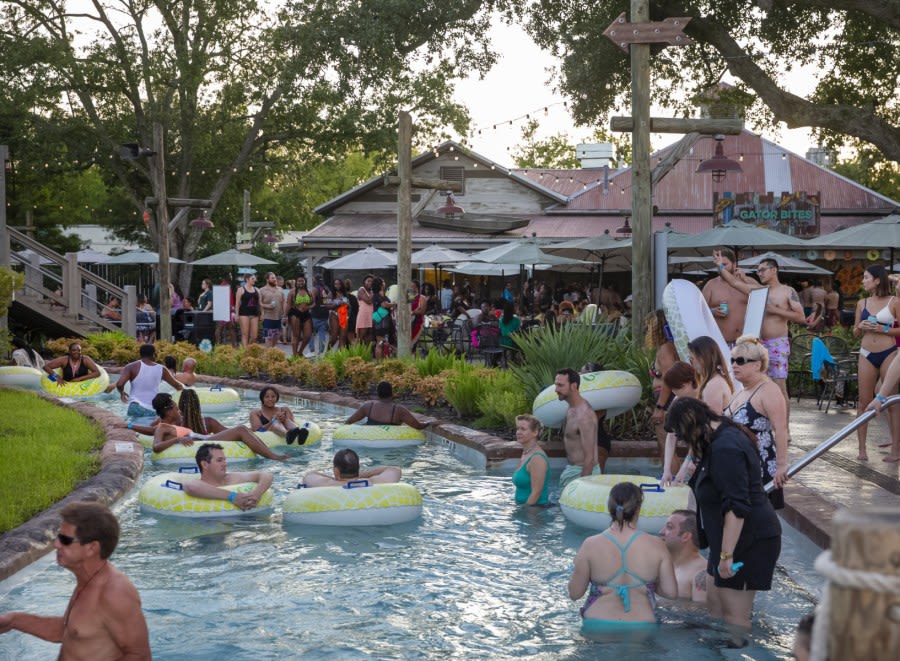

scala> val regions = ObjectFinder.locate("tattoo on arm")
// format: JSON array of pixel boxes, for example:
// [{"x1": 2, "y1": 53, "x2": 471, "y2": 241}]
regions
[
  {"x1": 694, "y1": 571, "x2": 708, "y2": 593},
  {"x1": 790, "y1": 291, "x2": 800, "y2": 302}
]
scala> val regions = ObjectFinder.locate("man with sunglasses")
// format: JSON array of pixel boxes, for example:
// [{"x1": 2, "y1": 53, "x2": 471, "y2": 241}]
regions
[
  {"x1": 0, "y1": 502, "x2": 150, "y2": 659},
  {"x1": 712, "y1": 251, "x2": 806, "y2": 434}
]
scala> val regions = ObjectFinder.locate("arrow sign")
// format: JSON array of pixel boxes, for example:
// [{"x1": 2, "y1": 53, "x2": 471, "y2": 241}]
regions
[{"x1": 603, "y1": 12, "x2": 692, "y2": 52}]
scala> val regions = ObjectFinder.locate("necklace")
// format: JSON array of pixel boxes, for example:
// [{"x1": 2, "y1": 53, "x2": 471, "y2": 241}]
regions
[{"x1": 63, "y1": 562, "x2": 107, "y2": 630}]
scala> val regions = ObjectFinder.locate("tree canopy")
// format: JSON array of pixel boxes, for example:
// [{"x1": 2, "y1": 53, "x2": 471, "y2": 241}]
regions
[
  {"x1": 0, "y1": 0, "x2": 498, "y2": 290},
  {"x1": 518, "y1": 0, "x2": 899, "y2": 161}
]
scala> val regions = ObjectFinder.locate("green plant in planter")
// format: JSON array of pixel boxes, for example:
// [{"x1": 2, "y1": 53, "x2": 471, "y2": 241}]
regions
[
  {"x1": 414, "y1": 348, "x2": 465, "y2": 377},
  {"x1": 474, "y1": 370, "x2": 529, "y2": 428},
  {"x1": 344, "y1": 357, "x2": 377, "y2": 394},
  {"x1": 320, "y1": 344, "x2": 374, "y2": 378},
  {"x1": 289, "y1": 357, "x2": 312, "y2": 384},
  {"x1": 444, "y1": 362, "x2": 494, "y2": 418},
  {"x1": 310, "y1": 361, "x2": 338, "y2": 389},
  {"x1": 414, "y1": 374, "x2": 447, "y2": 407}
]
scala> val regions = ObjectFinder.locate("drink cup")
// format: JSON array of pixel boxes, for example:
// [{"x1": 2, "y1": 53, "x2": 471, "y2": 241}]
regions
[{"x1": 719, "y1": 303, "x2": 729, "y2": 316}]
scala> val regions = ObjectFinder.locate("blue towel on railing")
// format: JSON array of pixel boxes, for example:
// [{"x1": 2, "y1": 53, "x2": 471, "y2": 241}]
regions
[{"x1": 811, "y1": 337, "x2": 836, "y2": 381}]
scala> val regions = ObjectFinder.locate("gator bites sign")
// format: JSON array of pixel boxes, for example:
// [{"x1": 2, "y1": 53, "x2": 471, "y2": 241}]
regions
[{"x1": 713, "y1": 191, "x2": 821, "y2": 237}]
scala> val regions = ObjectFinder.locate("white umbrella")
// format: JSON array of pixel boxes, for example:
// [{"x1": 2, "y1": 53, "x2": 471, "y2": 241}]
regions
[
  {"x1": 190, "y1": 248, "x2": 277, "y2": 267},
  {"x1": 105, "y1": 249, "x2": 185, "y2": 265},
  {"x1": 410, "y1": 244, "x2": 471, "y2": 265},
  {"x1": 448, "y1": 262, "x2": 551, "y2": 276},
  {"x1": 668, "y1": 220, "x2": 809, "y2": 256},
  {"x1": 13, "y1": 249, "x2": 54, "y2": 266},
  {"x1": 75, "y1": 249, "x2": 111, "y2": 264},
  {"x1": 319, "y1": 245, "x2": 397, "y2": 271},
  {"x1": 738, "y1": 251, "x2": 832, "y2": 275}
]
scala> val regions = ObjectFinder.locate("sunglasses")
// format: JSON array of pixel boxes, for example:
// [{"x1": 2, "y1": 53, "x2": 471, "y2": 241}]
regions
[
  {"x1": 57, "y1": 533, "x2": 82, "y2": 546},
  {"x1": 731, "y1": 356, "x2": 759, "y2": 365},
  {"x1": 648, "y1": 366, "x2": 662, "y2": 379}
]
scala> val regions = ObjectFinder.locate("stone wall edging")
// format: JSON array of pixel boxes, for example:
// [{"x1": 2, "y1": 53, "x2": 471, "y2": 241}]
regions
[{"x1": 0, "y1": 390, "x2": 144, "y2": 581}]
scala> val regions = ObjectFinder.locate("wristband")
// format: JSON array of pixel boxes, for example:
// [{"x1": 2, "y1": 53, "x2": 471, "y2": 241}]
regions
[
  {"x1": 875, "y1": 393, "x2": 887, "y2": 403},
  {"x1": 227, "y1": 491, "x2": 237, "y2": 503}
]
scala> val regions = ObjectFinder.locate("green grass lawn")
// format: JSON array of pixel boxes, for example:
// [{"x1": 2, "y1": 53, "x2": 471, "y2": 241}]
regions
[{"x1": 0, "y1": 390, "x2": 106, "y2": 534}]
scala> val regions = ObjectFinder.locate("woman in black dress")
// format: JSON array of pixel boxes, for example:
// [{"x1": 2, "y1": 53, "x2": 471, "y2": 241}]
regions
[{"x1": 665, "y1": 397, "x2": 781, "y2": 647}]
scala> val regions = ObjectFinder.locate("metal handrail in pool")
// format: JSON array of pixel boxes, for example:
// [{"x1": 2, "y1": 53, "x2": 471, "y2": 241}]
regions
[{"x1": 764, "y1": 394, "x2": 900, "y2": 493}]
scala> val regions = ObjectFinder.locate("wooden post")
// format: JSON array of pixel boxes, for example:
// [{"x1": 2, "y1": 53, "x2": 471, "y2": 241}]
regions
[
  {"x1": 630, "y1": 0, "x2": 652, "y2": 343},
  {"x1": 150, "y1": 122, "x2": 173, "y2": 342},
  {"x1": 396, "y1": 111, "x2": 413, "y2": 358},
  {"x1": 827, "y1": 507, "x2": 900, "y2": 659}
]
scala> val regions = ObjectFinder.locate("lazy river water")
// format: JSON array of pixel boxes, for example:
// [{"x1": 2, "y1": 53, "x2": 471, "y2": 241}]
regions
[{"x1": 0, "y1": 389, "x2": 822, "y2": 659}]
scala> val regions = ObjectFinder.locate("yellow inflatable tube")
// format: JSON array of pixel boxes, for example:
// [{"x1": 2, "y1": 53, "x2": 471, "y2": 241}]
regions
[
  {"x1": 188, "y1": 386, "x2": 241, "y2": 413},
  {"x1": 139, "y1": 471, "x2": 274, "y2": 518},
  {"x1": 531, "y1": 370, "x2": 642, "y2": 429},
  {"x1": 151, "y1": 439, "x2": 256, "y2": 465},
  {"x1": 332, "y1": 424, "x2": 425, "y2": 449},
  {"x1": 247, "y1": 421, "x2": 323, "y2": 448},
  {"x1": 283, "y1": 482, "x2": 423, "y2": 526},
  {"x1": 40, "y1": 366, "x2": 110, "y2": 399},
  {"x1": 0, "y1": 366, "x2": 43, "y2": 389},
  {"x1": 560, "y1": 474, "x2": 691, "y2": 533}
]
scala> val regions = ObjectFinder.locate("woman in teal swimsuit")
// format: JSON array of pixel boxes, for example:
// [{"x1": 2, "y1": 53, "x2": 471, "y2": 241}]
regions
[
  {"x1": 511, "y1": 414, "x2": 550, "y2": 506},
  {"x1": 568, "y1": 482, "x2": 677, "y2": 632}
]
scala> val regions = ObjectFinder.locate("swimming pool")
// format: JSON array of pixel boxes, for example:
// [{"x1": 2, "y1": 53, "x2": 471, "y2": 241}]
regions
[{"x1": 0, "y1": 389, "x2": 821, "y2": 659}]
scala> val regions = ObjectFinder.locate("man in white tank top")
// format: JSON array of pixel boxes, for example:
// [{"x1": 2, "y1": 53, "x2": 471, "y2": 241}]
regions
[{"x1": 107, "y1": 344, "x2": 184, "y2": 418}]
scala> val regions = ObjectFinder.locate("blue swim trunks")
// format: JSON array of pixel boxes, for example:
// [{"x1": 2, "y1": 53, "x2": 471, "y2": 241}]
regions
[{"x1": 127, "y1": 401, "x2": 156, "y2": 419}]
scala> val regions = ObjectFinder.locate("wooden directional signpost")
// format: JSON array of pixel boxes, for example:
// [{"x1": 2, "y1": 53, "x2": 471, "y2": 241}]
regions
[{"x1": 605, "y1": 3, "x2": 741, "y2": 343}]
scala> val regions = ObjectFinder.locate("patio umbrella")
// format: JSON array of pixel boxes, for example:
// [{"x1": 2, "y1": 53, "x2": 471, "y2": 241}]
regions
[
  {"x1": 448, "y1": 262, "x2": 551, "y2": 276},
  {"x1": 104, "y1": 249, "x2": 185, "y2": 265},
  {"x1": 13, "y1": 249, "x2": 54, "y2": 266},
  {"x1": 738, "y1": 251, "x2": 832, "y2": 275},
  {"x1": 667, "y1": 220, "x2": 809, "y2": 257},
  {"x1": 806, "y1": 213, "x2": 900, "y2": 271},
  {"x1": 74, "y1": 249, "x2": 111, "y2": 263},
  {"x1": 319, "y1": 245, "x2": 397, "y2": 270},
  {"x1": 411, "y1": 244, "x2": 471, "y2": 288},
  {"x1": 468, "y1": 237, "x2": 588, "y2": 267},
  {"x1": 545, "y1": 236, "x2": 632, "y2": 292},
  {"x1": 189, "y1": 248, "x2": 277, "y2": 267}
]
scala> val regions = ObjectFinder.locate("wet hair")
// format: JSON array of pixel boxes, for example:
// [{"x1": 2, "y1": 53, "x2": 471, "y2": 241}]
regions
[
  {"x1": 580, "y1": 361, "x2": 604, "y2": 374},
  {"x1": 732, "y1": 335, "x2": 770, "y2": 372},
  {"x1": 152, "y1": 392, "x2": 176, "y2": 418},
  {"x1": 671, "y1": 509, "x2": 700, "y2": 548},
  {"x1": 12, "y1": 337, "x2": 39, "y2": 365},
  {"x1": 663, "y1": 361, "x2": 698, "y2": 391},
  {"x1": 688, "y1": 336, "x2": 735, "y2": 395},
  {"x1": 664, "y1": 397, "x2": 757, "y2": 461},
  {"x1": 259, "y1": 386, "x2": 280, "y2": 404},
  {"x1": 164, "y1": 355, "x2": 177, "y2": 371},
  {"x1": 556, "y1": 367, "x2": 580, "y2": 387},
  {"x1": 716, "y1": 247, "x2": 736, "y2": 264},
  {"x1": 645, "y1": 309, "x2": 669, "y2": 348},
  {"x1": 178, "y1": 389, "x2": 207, "y2": 434},
  {"x1": 865, "y1": 265, "x2": 892, "y2": 297},
  {"x1": 139, "y1": 344, "x2": 156, "y2": 359},
  {"x1": 515, "y1": 414, "x2": 543, "y2": 435},
  {"x1": 195, "y1": 443, "x2": 223, "y2": 471},
  {"x1": 61, "y1": 501, "x2": 119, "y2": 559},
  {"x1": 376, "y1": 381, "x2": 393, "y2": 399},
  {"x1": 333, "y1": 448, "x2": 360, "y2": 478},
  {"x1": 608, "y1": 482, "x2": 644, "y2": 530}
]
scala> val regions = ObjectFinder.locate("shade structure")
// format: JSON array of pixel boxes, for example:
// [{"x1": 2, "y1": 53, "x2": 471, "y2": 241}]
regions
[
  {"x1": 409, "y1": 244, "x2": 471, "y2": 265},
  {"x1": 448, "y1": 262, "x2": 551, "y2": 276},
  {"x1": 319, "y1": 245, "x2": 397, "y2": 271},
  {"x1": 104, "y1": 249, "x2": 185, "y2": 265},
  {"x1": 468, "y1": 237, "x2": 588, "y2": 267},
  {"x1": 738, "y1": 251, "x2": 831, "y2": 275},
  {"x1": 189, "y1": 249, "x2": 277, "y2": 267},
  {"x1": 805, "y1": 214, "x2": 900, "y2": 272},
  {"x1": 13, "y1": 249, "x2": 54, "y2": 266},
  {"x1": 74, "y1": 249, "x2": 111, "y2": 264},
  {"x1": 667, "y1": 220, "x2": 809, "y2": 256},
  {"x1": 544, "y1": 236, "x2": 631, "y2": 261}
]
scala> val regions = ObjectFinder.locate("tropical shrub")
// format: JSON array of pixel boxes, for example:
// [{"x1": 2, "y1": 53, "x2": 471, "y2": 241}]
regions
[
  {"x1": 474, "y1": 369, "x2": 529, "y2": 429},
  {"x1": 289, "y1": 357, "x2": 312, "y2": 384},
  {"x1": 414, "y1": 348, "x2": 464, "y2": 377},
  {"x1": 320, "y1": 344, "x2": 373, "y2": 379},
  {"x1": 344, "y1": 357, "x2": 377, "y2": 394},
  {"x1": 0, "y1": 267, "x2": 24, "y2": 357},
  {"x1": 414, "y1": 374, "x2": 447, "y2": 407},
  {"x1": 443, "y1": 362, "x2": 494, "y2": 418},
  {"x1": 309, "y1": 361, "x2": 338, "y2": 389}
]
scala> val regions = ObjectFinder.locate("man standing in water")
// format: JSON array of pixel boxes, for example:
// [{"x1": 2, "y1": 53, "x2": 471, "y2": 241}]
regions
[
  {"x1": 0, "y1": 502, "x2": 151, "y2": 660},
  {"x1": 108, "y1": 343, "x2": 184, "y2": 418},
  {"x1": 555, "y1": 368, "x2": 599, "y2": 490},
  {"x1": 659, "y1": 510, "x2": 708, "y2": 604}
]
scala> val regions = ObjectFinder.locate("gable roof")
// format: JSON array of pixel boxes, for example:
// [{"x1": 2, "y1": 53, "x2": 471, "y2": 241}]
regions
[{"x1": 313, "y1": 140, "x2": 569, "y2": 217}]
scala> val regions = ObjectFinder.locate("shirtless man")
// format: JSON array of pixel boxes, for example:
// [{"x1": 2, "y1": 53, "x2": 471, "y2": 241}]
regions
[
  {"x1": 184, "y1": 443, "x2": 274, "y2": 510},
  {"x1": 659, "y1": 510, "x2": 708, "y2": 604},
  {"x1": 823, "y1": 278, "x2": 840, "y2": 328},
  {"x1": 712, "y1": 253, "x2": 806, "y2": 432},
  {"x1": 0, "y1": 502, "x2": 150, "y2": 660},
  {"x1": 702, "y1": 248, "x2": 748, "y2": 345},
  {"x1": 302, "y1": 448, "x2": 401, "y2": 487},
  {"x1": 809, "y1": 280, "x2": 826, "y2": 321},
  {"x1": 175, "y1": 357, "x2": 198, "y2": 386},
  {"x1": 259, "y1": 271, "x2": 284, "y2": 348},
  {"x1": 555, "y1": 367, "x2": 599, "y2": 490},
  {"x1": 150, "y1": 392, "x2": 288, "y2": 461}
]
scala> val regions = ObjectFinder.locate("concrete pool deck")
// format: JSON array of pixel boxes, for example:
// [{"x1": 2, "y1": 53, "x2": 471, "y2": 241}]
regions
[{"x1": 1, "y1": 378, "x2": 896, "y2": 581}]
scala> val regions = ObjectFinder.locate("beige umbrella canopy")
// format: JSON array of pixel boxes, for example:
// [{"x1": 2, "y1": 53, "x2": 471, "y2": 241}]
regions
[{"x1": 319, "y1": 245, "x2": 397, "y2": 271}]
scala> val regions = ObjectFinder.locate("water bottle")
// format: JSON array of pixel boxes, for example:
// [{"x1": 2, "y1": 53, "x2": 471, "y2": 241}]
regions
[{"x1": 719, "y1": 302, "x2": 729, "y2": 316}]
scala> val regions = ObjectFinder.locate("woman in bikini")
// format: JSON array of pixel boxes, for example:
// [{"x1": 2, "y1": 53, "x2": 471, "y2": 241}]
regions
[
  {"x1": 235, "y1": 274, "x2": 260, "y2": 348},
  {"x1": 344, "y1": 381, "x2": 427, "y2": 429},
  {"x1": 249, "y1": 386, "x2": 308, "y2": 445},
  {"x1": 43, "y1": 342, "x2": 101, "y2": 386},
  {"x1": 288, "y1": 275, "x2": 313, "y2": 357},
  {"x1": 568, "y1": 482, "x2": 677, "y2": 634},
  {"x1": 853, "y1": 265, "x2": 900, "y2": 461}
]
